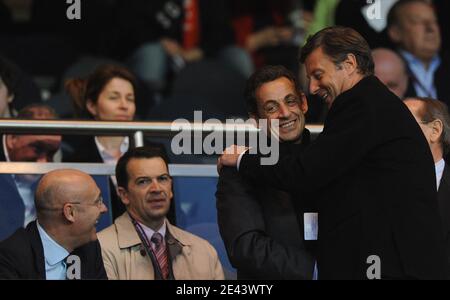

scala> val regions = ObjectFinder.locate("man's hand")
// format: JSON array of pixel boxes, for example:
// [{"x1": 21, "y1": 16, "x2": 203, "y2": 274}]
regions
[{"x1": 217, "y1": 145, "x2": 249, "y2": 172}]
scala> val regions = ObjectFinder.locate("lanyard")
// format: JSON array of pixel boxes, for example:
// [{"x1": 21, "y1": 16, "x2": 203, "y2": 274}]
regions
[{"x1": 129, "y1": 214, "x2": 165, "y2": 279}]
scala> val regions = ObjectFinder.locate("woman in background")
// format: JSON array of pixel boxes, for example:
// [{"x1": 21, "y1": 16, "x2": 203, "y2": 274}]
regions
[{"x1": 63, "y1": 64, "x2": 175, "y2": 223}]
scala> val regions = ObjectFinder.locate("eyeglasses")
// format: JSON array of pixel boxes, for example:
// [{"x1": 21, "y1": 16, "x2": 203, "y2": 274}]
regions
[{"x1": 68, "y1": 195, "x2": 104, "y2": 208}]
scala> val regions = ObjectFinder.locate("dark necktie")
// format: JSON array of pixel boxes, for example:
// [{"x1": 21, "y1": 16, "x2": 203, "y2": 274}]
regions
[{"x1": 151, "y1": 232, "x2": 169, "y2": 279}]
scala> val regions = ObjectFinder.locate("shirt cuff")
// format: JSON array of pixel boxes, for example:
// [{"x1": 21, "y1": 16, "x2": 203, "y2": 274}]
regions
[{"x1": 237, "y1": 149, "x2": 249, "y2": 171}]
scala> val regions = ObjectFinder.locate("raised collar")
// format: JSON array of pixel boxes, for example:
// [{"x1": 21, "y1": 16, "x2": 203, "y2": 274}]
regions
[{"x1": 114, "y1": 212, "x2": 193, "y2": 250}]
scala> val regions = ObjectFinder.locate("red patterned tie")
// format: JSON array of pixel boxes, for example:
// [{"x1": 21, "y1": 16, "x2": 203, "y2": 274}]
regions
[{"x1": 151, "y1": 233, "x2": 169, "y2": 279}]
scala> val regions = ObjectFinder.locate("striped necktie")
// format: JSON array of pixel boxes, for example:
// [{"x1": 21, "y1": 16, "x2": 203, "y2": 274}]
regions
[{"x1": 151, "y1": 232, "x2": 169, "y2": 279}]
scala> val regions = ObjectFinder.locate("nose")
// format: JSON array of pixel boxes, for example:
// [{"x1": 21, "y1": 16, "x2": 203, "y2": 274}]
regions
[
  {"x1": 100, "y1": 202, "x2": 108, "y2": 213},
  {"x1": 119, "y1": 98, "x2": 130, "y2": 110},
  {"x1": 309, "y1": 79, "x2": 319, "y2": 95},
  {"x1": 278, "y1": 102, "x2": 291, "y2": 119},
  {"x1": 36, "y1": 156, "x2": 49, "y2": 163},
  {"x1": 149, "y1": 179, "x2": 162, "y2": 193}
]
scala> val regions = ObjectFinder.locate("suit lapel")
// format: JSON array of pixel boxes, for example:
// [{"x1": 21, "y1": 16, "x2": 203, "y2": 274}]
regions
[{"x1": 26, "y1": 222, "x2": 46, "y2": 279}]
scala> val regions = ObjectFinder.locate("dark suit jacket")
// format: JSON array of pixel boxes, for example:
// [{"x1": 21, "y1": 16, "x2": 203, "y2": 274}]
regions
[
  {"x1": 0, "y1": 141, "x2": 26, "y2": 241},
  {"x1": 404, "y1": 52, "x2": 450, "y2": 106},
  {"x1": 0, "y1": 221, "x2": 107, "y2": 279},
  {"x1": 216, "y1": 131, "x2": 316, "y2": 279},
  {"x1": 438, "y1": 164, "x2": 450, "y2": 278},
  {"x1": 239, "y1": 76, "x2": 447, "y2": 279},
  {"x1": 62, "y1": 136, "x2": 176, "y2": 223}
]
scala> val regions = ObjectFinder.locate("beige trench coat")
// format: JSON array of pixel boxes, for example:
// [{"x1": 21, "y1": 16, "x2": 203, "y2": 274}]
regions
[{"x1": 98, "y1": 213, "x2": 224, "y2": 280}]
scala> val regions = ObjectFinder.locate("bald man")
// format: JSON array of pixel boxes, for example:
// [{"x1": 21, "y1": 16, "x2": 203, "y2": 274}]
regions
[
  {"x1": 372, "y1": 48, "x2": 409, "y2": 99},
  {"x1": 0, "y1": 169, "x2": 108, "y2": 279}
]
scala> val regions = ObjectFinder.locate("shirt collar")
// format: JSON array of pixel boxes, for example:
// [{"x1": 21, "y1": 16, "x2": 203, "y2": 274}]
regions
[
  {"x1": 36, "y1": 221, "x2": 70, "y2": 266},
  {"x1": 2, "y1": 135, "x2": 11, "y2": 162},
  {"x1": 400, "y1": 50, "x2": 441, "y2": 71},
  {"x1": 138, "y1": 220, "x2": 167, "y2": 241},
  {"x1": 94, "y1": 136, "x2": 129, "y2": 162},
  {"x1": 435, "y1": 158, "x2": 445, "y2": 190}
]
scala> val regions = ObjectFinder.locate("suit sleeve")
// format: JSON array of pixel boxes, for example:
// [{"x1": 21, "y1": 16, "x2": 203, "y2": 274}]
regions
[
  {"x1": 93, "y1": 241, "x2": 108, "y2": 279},
  {"x1": 216, "y1": 167, "x2": 315, "y2": 279},
  {"x1": 239, "y1": 96, "x2": 375, "y2": 195},
  {"x1": 0, "y1": 246, "x2": 20, "y2": 279}
]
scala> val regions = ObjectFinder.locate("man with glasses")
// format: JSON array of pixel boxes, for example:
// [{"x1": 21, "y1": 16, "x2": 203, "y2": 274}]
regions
[
  {"x1": 98, "y1": 146, "x2": 224, "y2": 279},
  {"x1": 0, "y1": 169, "x2": 108, "y2": 279}
]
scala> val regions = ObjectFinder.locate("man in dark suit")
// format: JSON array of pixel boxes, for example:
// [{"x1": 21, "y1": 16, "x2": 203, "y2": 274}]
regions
[
  {"x1": 0, "y1": 169, "x2": 108, "y2": 279},
  {"x1": 405, "y1": 97, "x2": 450, "y2": 278},
  {"x1": 219, "y1": 26, "x2": 447, "y2": 279},
  {"x1": 387, "y1": 0, "x2": 450, "y2": 106},
  {"x1": 216, "y1": 65, "x2": 316, "y2": 279},
  {"x1": 0, "y1": 104, "x2": 61, "y2": 241}
]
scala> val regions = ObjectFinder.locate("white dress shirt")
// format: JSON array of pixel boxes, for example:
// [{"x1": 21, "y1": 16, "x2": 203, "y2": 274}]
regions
[{"x1": 435, "y1": 158, "x2": 445, "y2": 190}]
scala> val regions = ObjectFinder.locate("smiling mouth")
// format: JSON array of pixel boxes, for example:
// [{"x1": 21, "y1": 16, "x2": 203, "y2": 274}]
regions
[
  {"x1": 318, "y1": 91, "x2": 329, "y2": 101},
  {"x1": 280, "y1": 120, "x2": 296, "y2": 129}
]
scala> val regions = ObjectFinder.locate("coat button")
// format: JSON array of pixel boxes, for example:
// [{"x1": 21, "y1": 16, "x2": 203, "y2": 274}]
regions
[{"x1": 140, "y1": 248, "x2": 146, "y2": 257}]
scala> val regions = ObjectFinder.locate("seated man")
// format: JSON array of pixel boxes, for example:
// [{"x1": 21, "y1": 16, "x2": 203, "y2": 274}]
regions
[
  {"x1": 216, "y1": 65, "x2": 316, "y2": 279},
  {"x1": 404, "y1": 97, "x2": 450, "y2": 278},
  {"x1": 0, "y1": 104, "x2": 61, "y2": 241},
  {"x1": 387, "y1": 0, "x2": 450, "y2": 104},
  {"x1": 0, "y1": 169, "x2": 108, "y2": 279},
  {"x1": 98, "y1": 146, "x2": 224, "y2": 280},
  {"x1": 372, "y1": 48, "x2": 409, "y2": 99}
]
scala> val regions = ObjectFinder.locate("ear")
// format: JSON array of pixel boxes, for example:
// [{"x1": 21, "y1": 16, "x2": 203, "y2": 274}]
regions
[
  {"x1": 388, "y1": 25, "x2": 402, "y2": 44},
  {"x1": 117, "y1": 187, "x2": 130, "y2": 206},
  {"x1": 344, "y1": 53, "x2": 358, "y2": 75},
  {"x1": 299, "y1": 92, "x2": 309, "y2": 113},
  {"x1": 7, "y1": 93, "x2": 14, "y2": 104},
  {"x1": 5, "y1": 134, "x2": 16, "y2": 150},
  {"x1": 86, "y1": 99, "x2": 98, "y2": 117},
  {"x1": 430, "y1": 119, "x2": 444, "y2": 144},
  {"x1": 63, "y1": 203, "x2": 76, "y2": 223}
]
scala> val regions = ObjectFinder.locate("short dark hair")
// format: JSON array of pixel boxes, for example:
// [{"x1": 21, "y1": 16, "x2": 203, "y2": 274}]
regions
[
  {"x1": 387, "y1": 0, "x2": 432, "y2": 29},
  {"x1": 17, "y1": 103, "x2": 58, "y2": 119},
  {"x1": 245, "y1": 65, "x2": 302, "y2": 116},
  {"x1": 116, "y1": 146, "x2": 169, "y2": 190},
  {"x1": 407, "y1": 97, "x2": 450, "y2": 155},
  {"x1": 300, "y1": 26, "x2": 374, "y2": 76}
]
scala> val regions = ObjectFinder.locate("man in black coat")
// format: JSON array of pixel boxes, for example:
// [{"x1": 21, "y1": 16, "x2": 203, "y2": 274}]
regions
[
  {"x1": 405, "y1": 97, "x2": 450, "y2": 278},
  {"x1": 216, "y1": 65, "x2": 316, "y2": 279},
  {"x1": 219, "y1": 26, "x2": 447, "y2": 279},
  {"x1": 0, "y1": 169, "x2": 108, "y2": 279}
]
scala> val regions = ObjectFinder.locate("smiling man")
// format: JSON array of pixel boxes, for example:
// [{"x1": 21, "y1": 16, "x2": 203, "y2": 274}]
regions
[
  {"x1": 0, "y1": 169, "x2": 108, "y2": 279},
  {"x1": 98, "y1": 146, "x2": 224, "y2": 280},
  {"x1": 216, "y1": 65, "x2": 316, "y2": 279},
  {"x1": 219, "y1": 26, "x2": 447, "y2": 279}
]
